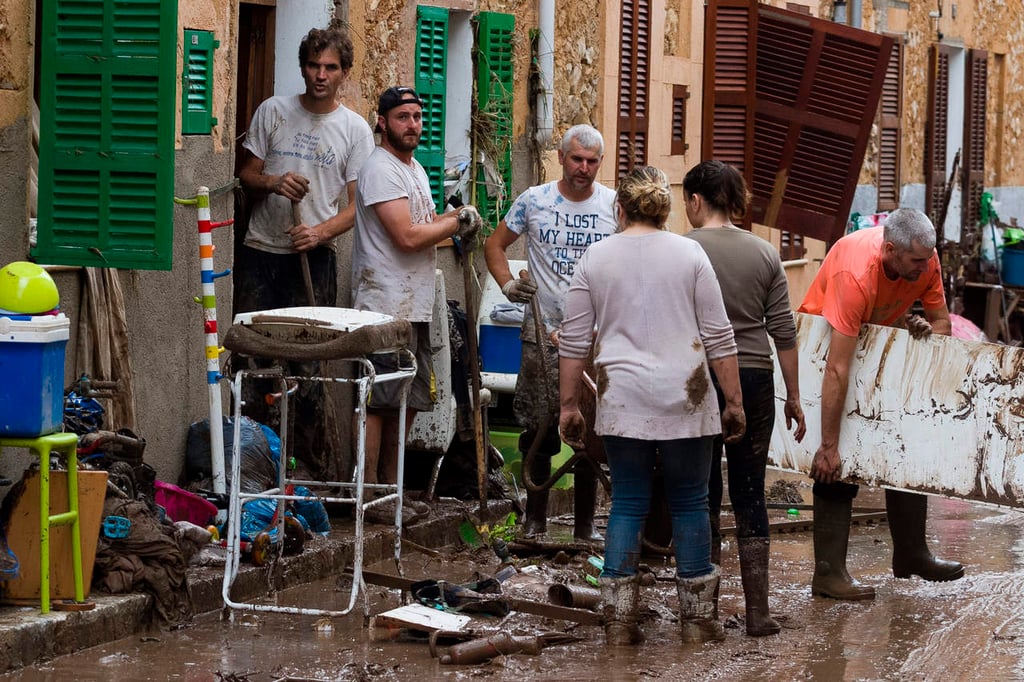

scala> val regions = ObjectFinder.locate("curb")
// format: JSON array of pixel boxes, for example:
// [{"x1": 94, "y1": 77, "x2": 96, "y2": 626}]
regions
[{"x1": 0, "y1": 498, "x2": 513, "y2": 673}]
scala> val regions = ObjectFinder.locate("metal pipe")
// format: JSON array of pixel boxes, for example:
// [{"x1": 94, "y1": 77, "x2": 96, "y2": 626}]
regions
[{"x1": 536, "y1": 0, "x2": 554, "y2": 146}]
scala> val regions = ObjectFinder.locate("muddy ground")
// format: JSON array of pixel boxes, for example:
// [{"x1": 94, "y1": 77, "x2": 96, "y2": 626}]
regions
[{"x1": 5, "y1": 474, "x2": 1024, "y2": 681}]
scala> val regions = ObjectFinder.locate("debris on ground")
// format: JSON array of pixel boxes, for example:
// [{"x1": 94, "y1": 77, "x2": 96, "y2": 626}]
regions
[{"x1": 766, "y1": 479, "x2": 805, "y2": 505}]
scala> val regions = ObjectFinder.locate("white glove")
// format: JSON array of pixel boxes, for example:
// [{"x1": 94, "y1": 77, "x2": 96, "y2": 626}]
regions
[
  {"x1": 501, "y1": 270, "x2": 538, "y2": 303},
  {"x1": 456, "y1": 205, "x2": 483, "y2": 242}
]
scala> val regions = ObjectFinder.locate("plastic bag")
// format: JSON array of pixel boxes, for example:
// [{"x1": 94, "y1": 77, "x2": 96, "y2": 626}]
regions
[{"x1": 185, "y1": 416, "x2": 277, "y2": 493}]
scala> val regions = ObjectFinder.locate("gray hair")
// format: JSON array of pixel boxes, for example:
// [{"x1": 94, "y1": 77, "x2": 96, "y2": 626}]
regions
[
  {"x1": 560, "y1": 124, "x2": 604, "y2": 155},
  {"x1": 884, "y1": 208, "x2": 937, "y2": 251}
]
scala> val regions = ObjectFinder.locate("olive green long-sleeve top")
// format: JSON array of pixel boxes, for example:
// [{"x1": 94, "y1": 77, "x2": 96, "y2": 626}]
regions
[{"x1": 686, "y1": 226, "x2": 797, "y2": 371}]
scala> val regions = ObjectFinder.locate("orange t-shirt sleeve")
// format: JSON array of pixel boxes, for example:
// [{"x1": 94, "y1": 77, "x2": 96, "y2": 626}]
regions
[{"x1": 819, "y1": 271, "x2": 870, "y2": 338}]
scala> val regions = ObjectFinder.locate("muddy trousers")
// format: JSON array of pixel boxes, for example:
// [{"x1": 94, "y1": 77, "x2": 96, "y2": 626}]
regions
[
  {"x1": 520, "y1": 427, "x2": 600, "y2": 539},
  {"x1": 231, "y1": 245, "x2": 339, "y2": 480},
  {"x1": 709, "y1": 369, "x2": 778, "y2": 632}
]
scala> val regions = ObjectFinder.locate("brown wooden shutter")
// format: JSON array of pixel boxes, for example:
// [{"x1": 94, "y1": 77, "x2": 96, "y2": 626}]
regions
[
  {"x1": 961, "y1": 48, "x2": 988, "y2": 229},
  {"x1": 617, "y1": 0, "x2": 651, "y2": 178},
  {"x1": 702, "y1": 0, "x2": 756, "y2": 187},
  {"x1": 925, "y1": 45, "x2": 952, "y2": 227},
  {"x1": 704, "y1": 3, "x2": 892, "y2": 243},
  {"x1": 671, "y1": 84, "x2": 688, "y2": 156},
  {"x1": 877, "y1": 37, "x2": 903, "y2": 212},
  {"x1": 751, "y1": 6, "x2": 894, "y2": 244}
]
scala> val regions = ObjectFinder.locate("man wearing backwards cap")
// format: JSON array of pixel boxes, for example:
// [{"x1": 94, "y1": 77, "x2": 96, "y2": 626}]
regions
[{"x1": 351, "y1": 86, "x2": 483, "y2": 492}]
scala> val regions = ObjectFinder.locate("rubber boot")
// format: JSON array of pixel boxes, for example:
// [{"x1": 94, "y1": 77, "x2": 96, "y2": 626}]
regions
[
  {"x1": 811, "y1": 494, "x2": 876, "y2": 600},
  {"x1": 522, "y1": 452, "x2": 551, "y2": 538},
  {"x1": 709, "y1": 514, "x2": 722, "y2": 620},
  {"x1": 676, "y1": 567, "x2": 726, "y2": 644},
  {"x1": 573, "y1": 457, "x2": 603, "y2": 541},
  {"x1": 886, "y1": 489, "x2": 964, "y2": 582},
  {"x1": 737, "y1": 537, "x2": 781, "y2": 636},
  {"x1": 599, "y1": 575, "x2": 644, "y2": 645}
]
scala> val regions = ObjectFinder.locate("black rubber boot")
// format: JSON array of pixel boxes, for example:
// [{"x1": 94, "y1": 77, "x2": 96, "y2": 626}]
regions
[
  {"x1": 886, "y1": 489, "x2": 964, "y2": 582},
  {"x1": 737, "y1": 537, "x2": 781, "y2": 636},
  {"x1": 573, "y1": 456, "x2": 603, "y2": 541},
  {"x1": 811, "y1": 494, "x2": 876, "y2": 600},
  {"x1": 522, "y1": 451, "x2": 551, "y2": 538}
]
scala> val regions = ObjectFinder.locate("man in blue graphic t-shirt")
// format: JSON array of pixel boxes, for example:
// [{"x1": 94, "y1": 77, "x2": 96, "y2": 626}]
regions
[{"x1": 484, "y1": 124, "x2": 616, "y2": 540}]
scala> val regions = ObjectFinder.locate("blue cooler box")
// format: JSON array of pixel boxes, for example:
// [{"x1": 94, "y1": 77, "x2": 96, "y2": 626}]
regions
[
  {"x1": 0, "y1": 314, "x2": 69, "y2": 436},
  {"x1": 478, "y1": 324, "x2": 522, "y2": 374}
]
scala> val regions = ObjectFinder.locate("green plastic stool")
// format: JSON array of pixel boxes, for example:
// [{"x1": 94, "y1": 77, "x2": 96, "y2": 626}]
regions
[{"x1": 0, "y1": 431, "x2": 83, "y2": 613}]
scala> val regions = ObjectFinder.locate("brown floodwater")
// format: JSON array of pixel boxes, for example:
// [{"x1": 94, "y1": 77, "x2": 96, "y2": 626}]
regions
[{"x1": 5, "y1": 483, "x2": 1024, "y2": 681}]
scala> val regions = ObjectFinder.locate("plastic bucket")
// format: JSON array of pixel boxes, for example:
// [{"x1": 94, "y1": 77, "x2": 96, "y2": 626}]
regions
[{"x1": 1002, "y1": 247, "x2": 1024, "y2": 286}]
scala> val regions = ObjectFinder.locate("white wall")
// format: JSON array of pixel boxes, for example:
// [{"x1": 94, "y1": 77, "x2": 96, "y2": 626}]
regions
[
  {"x1": 275, "y1": 0, "x2": 335, "y2": 97},
  {"x1": 443, "y1": 11, "x2": 474, "y2": 207}
]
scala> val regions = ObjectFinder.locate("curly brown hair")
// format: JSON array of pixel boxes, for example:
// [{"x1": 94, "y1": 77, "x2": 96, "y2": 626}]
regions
[{"x1": 299, "y1": 28, "x2": 354, "y2": 70}]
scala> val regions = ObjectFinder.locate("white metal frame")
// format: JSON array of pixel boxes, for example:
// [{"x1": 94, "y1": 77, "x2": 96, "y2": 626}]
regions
[{"x1": 221, "y1": 349, "x2": 416, "y2": 619}]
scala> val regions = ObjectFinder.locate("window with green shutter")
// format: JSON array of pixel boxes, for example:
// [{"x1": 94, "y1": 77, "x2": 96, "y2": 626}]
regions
[
  {"x1": 415, "y1": 6, "x2": 449, "y2": 212},
  {"x1": 34, "y1": 0, "x2": 178, "y2": 270},
  {"x1": 475, "y1": 12, "x2": 514, "y2": 228},
  {"x1": 182, "y1": 29, "x2": 219, "y2": 135}
]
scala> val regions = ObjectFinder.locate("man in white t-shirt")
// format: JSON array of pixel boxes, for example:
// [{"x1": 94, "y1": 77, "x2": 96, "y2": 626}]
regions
[
  {"x1": 352, "y1": 86, "x2": 481, "y2": 491},
  {"x1": 237, "y1": 27, "x2": 374, "y2": 310},
  {"x1": 484, "y1": 124, "x2": 617, "y2": 539},
  {"x1": 234, "y1": 27, "x2": 374, "y2": 479}
]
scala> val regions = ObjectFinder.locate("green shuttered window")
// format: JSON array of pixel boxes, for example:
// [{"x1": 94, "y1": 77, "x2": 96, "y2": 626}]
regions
[
  {"x1": 415, "y1": 6, "x2": 449, "y2": 212},
  {"x1": 34, "y1": 0, "x2": 178, "y2": 270},
  {"x1": 183, "y1": 29, "x2": 218, "y2": 135},
  {"x1": 475, "y1": 11, "x2": 514, "y2": 228}
]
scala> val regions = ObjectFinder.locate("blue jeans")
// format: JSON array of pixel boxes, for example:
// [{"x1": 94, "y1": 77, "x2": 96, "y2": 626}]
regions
[
  {"x1": 602, "y1": 435, "x2": 714, "y2": 579},
  {"x1": 709, "y1": 368, "x2": 776, "y2": 538}
]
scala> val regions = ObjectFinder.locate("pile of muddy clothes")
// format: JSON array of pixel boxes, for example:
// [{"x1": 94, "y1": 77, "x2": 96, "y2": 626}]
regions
[
  {"x1": 80, "y1": 428, "x2": 211, "y2": 627},
  {"x1": 93, "y1": 494, "x2": 211, "y2": 626}
]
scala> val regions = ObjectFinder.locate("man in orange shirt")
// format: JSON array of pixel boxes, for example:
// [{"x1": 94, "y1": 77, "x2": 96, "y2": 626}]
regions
[{"x1": 798, "y1": 208, "x2": 963, "y2": 600}]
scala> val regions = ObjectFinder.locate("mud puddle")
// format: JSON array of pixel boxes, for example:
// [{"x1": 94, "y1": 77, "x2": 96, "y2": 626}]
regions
[{"x1": 6, "y1": 480, "x2": 1024, "y2": 681}]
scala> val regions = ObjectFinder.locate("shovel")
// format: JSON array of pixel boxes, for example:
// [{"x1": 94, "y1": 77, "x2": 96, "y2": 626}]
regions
[{"x1": 291, "y1": 200, "x2": 316, "y2": 306}]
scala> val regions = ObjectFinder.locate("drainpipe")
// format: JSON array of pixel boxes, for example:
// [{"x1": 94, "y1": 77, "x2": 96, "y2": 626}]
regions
[{"x1": 536, "y1": 0, "x2": 554, "y2": 147}]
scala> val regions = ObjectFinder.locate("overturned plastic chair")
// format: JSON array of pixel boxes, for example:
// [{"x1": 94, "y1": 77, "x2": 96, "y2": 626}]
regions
[{"x1": 220, "y1": 307, "x2": 416, "y2": 619}]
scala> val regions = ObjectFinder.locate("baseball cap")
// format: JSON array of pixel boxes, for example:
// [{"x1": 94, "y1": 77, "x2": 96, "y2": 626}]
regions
[{"x1": 378, "y1": 86, "x2": 422, "y2": 116}]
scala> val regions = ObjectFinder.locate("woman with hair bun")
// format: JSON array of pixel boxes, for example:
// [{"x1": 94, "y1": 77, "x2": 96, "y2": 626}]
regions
[
  {"x1": 684, "y1": 159, "x2": 806, "y2": 637},
  {"x1": 559, "y1": 165, "x2": 745, "y2": 646}
]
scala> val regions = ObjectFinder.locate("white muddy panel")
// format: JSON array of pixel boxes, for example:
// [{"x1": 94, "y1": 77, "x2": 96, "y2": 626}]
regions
[{"x1": 771, "y1": 313, "x2": 1024, "y2": 507}]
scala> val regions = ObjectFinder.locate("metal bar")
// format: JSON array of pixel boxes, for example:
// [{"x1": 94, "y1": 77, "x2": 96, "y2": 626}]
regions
[{"x1": 221, "y1": 353, "x2": 417, "y2": 620}]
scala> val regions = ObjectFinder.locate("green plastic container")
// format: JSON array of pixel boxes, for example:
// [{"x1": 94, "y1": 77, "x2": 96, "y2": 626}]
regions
[{"x1": 491, "y1": 428, "x2": 575, "y2": 490}]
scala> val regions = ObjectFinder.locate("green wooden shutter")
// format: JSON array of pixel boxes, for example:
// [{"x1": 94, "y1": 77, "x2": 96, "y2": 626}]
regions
[
  {"x1": 415, "y1": 6, "x2": 449, "y2": 212},
  {"x1": 475, "y1": 11, "x2": 514, "y2": 228},
  {"x1": 182, "y1": 29, "x2": 218, "y2": 135},
  {"x1": 34, "y1": 0, "x2": 178, "y2": 270}
]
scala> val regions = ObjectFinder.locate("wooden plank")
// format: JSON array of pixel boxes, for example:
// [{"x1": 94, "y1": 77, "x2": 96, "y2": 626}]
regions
[
  {"x1": 370, "y1": 604, "x2": 472, "y2": 633},
  {"x1": 1, "y1": 470, "x2": 108, "y2": 601},
  {"x1": 771, "y1": 313, "x2": 1024, "y2": 507},
  {"x1": 363, "y1": 571, "x2": 604, "y2": 625}
]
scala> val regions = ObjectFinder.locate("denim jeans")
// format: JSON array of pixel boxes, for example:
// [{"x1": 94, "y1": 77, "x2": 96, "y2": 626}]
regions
[
  {"x1": 709, "y1": 368, "x2": 776, "y2": 538},
  {"x1": 602, "y1": 435, "x2": 714, "y2": 579}
]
